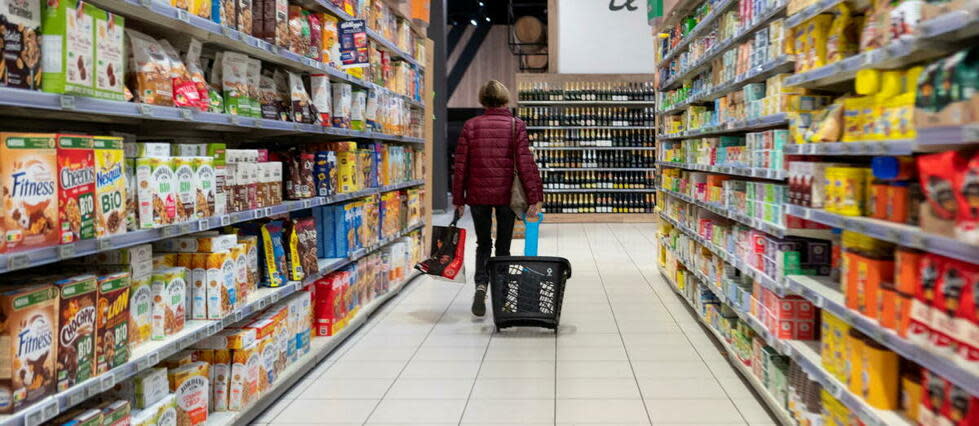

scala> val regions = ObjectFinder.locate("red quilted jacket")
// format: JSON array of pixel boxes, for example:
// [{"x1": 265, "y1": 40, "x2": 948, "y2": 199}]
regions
[{"x1": 452, "y1": 108, "x2": 543, "y2": 206}]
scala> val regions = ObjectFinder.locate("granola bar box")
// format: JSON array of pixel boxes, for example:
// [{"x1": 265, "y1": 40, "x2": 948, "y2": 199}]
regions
[
  {"x1": 0, "y1": 284, "x2": 58, "y2": 414},
  {"x1": 0, "y1": 0, "x2": 42, "y2": 89},
  {"x1": 0, "y1": 133, "x2": 59, "y2": 253},
  {"x1": 41, "y1": 0, "x2": 97, "y2": 96},
  {"x1": 54, "y1": 274, "x2": 97, "y2": 391},
  {"x1": 93, "y1": 136, "x2": 127, "y2": 238},
  {"x1": 96, "y1": 271, "x2": 130, "y2": 375},
  {"x1": 56, "y1": 134, "x2": 96, "y2": 244}
]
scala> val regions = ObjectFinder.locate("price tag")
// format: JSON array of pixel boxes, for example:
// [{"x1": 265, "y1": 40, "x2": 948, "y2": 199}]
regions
[
  {"x1": 175, "y1": 8, "x2": 189, "y2": 22},
  {"x1": 179, "y1": 222, "x2": 194, "y2": 234},
  {"x1": 198, "y1": 219, "x2": 209, "y2": 230},
  {"x1": 162, "y1": 225, "x2": 178, "y2": 237},
  {"x1": 137, "y1": 103, "x2": 153, "y2": 117},
  {"x1": 139, "y1": 0, "x2": 152, "y2": 6},
  {"x1": 230, "y1": 115, "x2": 241, "y2": 125},
  {"x1": 907, "y1": 232, "x2": 926, "y2": 249},
  {"x1": 58, "y1": 244, "x2": 76, "y2": 259},
  {"x1": 100, "y1": 373, "x2": 115, "y2": 391},
  {"x1": 8, "y1": 253, "x2": 29, "y2": 270},
  {"x1": 60, "y1": 95, "x2": 76, "y2": 110},
  {"x1": 303, "y1": 199, "x2": 313, "y2": 208},
  {"x1": 96, "y1": 238, "x2": 113, "y2": 251},
  {"x1": 68, "y1": 389, "x2": 87, "y2": 406},
  {"x1": 220, "y1": 215, "x2": 231, "y2": 226},
  {"x1": 180, "y1": 109, "x2": 193, "y2": 120}
]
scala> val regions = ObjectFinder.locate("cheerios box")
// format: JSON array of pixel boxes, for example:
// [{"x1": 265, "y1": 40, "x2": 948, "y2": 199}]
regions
[
  {"x1": 0, "y1": 133, "x2": 59, "y2": 253},
  {"x1": 93, "y1": 136, "x2": 127, "y2": 238},
  {"x1": 41, "y1": 0, "x2": 97, "y2": 96},
  {"x1": 0, "y1": 284, "x2": 58, "y2": 414},
  {"x1": 56, "y1": 134, "x2": 96, "y2": 244}
]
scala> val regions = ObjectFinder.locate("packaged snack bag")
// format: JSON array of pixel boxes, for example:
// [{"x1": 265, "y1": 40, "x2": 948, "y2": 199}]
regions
[
  {"x1": 126, "y1": 29, "x2": 173, "y2": 105},
  {"x1": 332, "y1": 82, "x2": 351, "y2": 128},
  {"x1": 0, "y1": 0, "x2": 42, "y2": 89},
  {"x1": 221, "y1": 51, "x2": 250, "y2": 115},
  {"x1": 184, "y1": 39, "x2": 211, "y2": 111},
  {"x1": 93, "y1": 136, "x2": 127, "y2": 237},
  {"x1": 253, "y1": 221, "x2": 287, "y2": 287},
  {"x1": 288, "y1": 71, "x2": 314, "y2": 123},
  {"x1": 245, "y1": 58, "x2": 262, "y2": 118},
  {"x1": 54, "y1": 274, "x2": 97, "y2": 391},
  {"x1": 310, "y1": 74, "x2": 332, "y2": 125},
  {"x1": 919, "y1": 151, "x2": 964, "y2": 236}
]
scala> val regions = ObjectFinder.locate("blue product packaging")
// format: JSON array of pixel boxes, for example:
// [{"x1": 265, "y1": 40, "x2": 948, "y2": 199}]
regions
[
  {"x1": 314, "y1": 151, "x2": 337, "y2": 197},
  {"x1": 312, "y1": 206, "x2": 326, "y2": 257},
  {"x1": 334, "y1": 204, "x2": 347, "y2": 256},
  {"x1": 322, "y1": 206, "x2": 335, "y2": 258}
]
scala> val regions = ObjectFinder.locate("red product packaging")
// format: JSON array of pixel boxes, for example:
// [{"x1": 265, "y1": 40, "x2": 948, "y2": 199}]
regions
[
  {"x1": 920, "y1": 370, "x2": 948, "y2": 426},
  {"x1": 56, "y1": 134, "x2": 96, "y2": 245},
  {"x1": 909, "y1": 254, "x2": 944, "y2": 346},
  {"x1": 918, "y1": 151, "x2": 964, "y2": 236},
  {"x1": 956, "y1": 260, "x2": 979, "y2": 376},
  {"x1": 933, "y1": 259, "x2": 975, "y2": 358},
  {"x1": 948, "y1": 383, "x2": 979, "y2": 426},
  {"x1": 313, "y1": 274, "x2": 345, "y2": 336},
  {"x1": 795, "y1": 298, "x2": 816, "y2": 320},
  {"x1": 955, "y1": 152, "x2": 979, "y2": 244}
]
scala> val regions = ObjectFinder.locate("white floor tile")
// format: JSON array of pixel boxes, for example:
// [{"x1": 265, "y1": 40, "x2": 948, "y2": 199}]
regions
[
  {"x1": 477, "y1": 360, "x2": 556, "y2": 378},
  {"x1": 461, "y1": 399, "x2": 555, "y2": 423},
  {"x1": 400, "y1": 360, "x2": 481, "y2": 379},
  {"x1": 557, "y1": 344, "x2": 630, "y2": 361},
  {"x1": 555, "y1": 399, "x2": 651, "y2": 424},
  {"x1": 732, "y1": 397, "x2": 777, "y2": 423},
  {"x1": 413, "y1": 345, "x2": 487, "y2": 361},
  {"x1": 271, "y1": 399, "x2": 378, "y2": 424},
  {"x1": 630, "y1": 360, "x2": 714, "y2": 378},
  {"x1": 483, "y1": 345, "x2": 556, "y2": 361},
  {"x1": 385, "y1": 378, "x2": 475, "y2": 399},
  {"x1": 556, "y1": 377, "x2": 642, "y2": 399},
  {"x1": 638, "y1": 377, "x2": 728, "y2": 399},
  {"x1": 556, "y1": 360, "x2": 636, "y2": 378},
  {"x1": 297, "y1": 378, "x2": 393, "y2": 399},
  {"x1": 318, "y1": 361, "x2": 406, "y2": 380},
  {"x1": 470, "y1": 378, "x2": 555, "y2": 399},
  {"x1": 645, "y1": 398, "x2": 746, "y2": 424},
  {"x1": 366, "y1": 399, "x2": 467, "y2": 424}
]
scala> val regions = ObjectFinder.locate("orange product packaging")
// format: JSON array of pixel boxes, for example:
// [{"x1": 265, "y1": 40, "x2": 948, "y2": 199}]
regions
[
  {"x1": 895, "y1": 248, "x2": 923, "y2": 294},
  {"x1": 168, "y1": 361, "x2": 210, "y2": 425},
  {"x1": 56, "y1": 134, "x2": 96, "y2": 244},
  {"x1": 0, "y1": 284, "x2": 59, "y2": 414},
  {"x1": 901, "y1": 369, "x2": 922, "y2": 421},
  {"x1": 211, "y1": 349, "x2": 231, "y2": 412},
  {"x1": 843, "y1": 252, "x2": 893, "y2": 320},
  {"x1": 895, "y1": 290, "x2": 914, "y2": 338},
  {"x1": 878, "y1": 282, "x2": 899, "y2": 330},
  {"x1": 0, "y1": 133, "x2": 60, "y2": 253},
  {"x1": 229, "y1": 342, "x2": 260, "y2": 411}
]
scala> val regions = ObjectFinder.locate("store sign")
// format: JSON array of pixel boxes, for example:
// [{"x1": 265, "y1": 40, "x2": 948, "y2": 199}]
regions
[{"x1": 556, "y1": 0, "x2": 654, "y2": 73}]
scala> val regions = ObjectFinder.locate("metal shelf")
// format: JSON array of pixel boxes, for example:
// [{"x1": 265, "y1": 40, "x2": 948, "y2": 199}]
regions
[
  {"x1": 785, "y1": 274, "x2": 979, "y2": 397},
  {"x1": 544, "y1": 188, "x2": 657, "y2": 193},
  {"x1": 539, "y1": 167, "x2": 657, "y2": 172},
  {"x1": 660, "y1": 0, "x2": 788, "y2": 90},
  {"x1": 658, "y1": 56, "x2": 795, "y2": 116},
  {"x1": 0, "y1": 180, "x2": 424, "y2": 274},
  {"x1": 532, "y1": 146, "x2": 656, "y2": 151},
  {"x1": 783, "y1": 125, "x2": 979, "y2": 155},
  {"x1": 785, "y1": 204, "x2": 979, "y2": 265},
  {"x1": 0, "y1": 222, "x2": 425, "y2": 426},
  {"x1": 518, "y1": 101, "x2": 656, "y2": 106},
  {"x1": 660, "y1": 188, "x2": 831, "y2": 240},
  {"x1": 657, "y1": 161, "x2": 786, "y2": 180},
  {"x1": 526, "y1": 126, "x2": 653, "y2": 130},
  {"x1": 785, "y1": 0, "x2": 844, "y2": 28},
  {"x1": 657, "y1": 0, "x2": 740, "y2": 68},
  {"x1": 0, "y1": 88, "x2": 425, "y2": 142},
  {"x1": 657, "y1": 113, "x2": 789, "y2": 140}
]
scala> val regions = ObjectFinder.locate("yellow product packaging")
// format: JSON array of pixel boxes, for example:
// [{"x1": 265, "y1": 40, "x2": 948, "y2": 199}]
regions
[
  {"x1": 229, "y1": 342, "x2": 259, "y2": 411},
  {"x1": 794, "y1": 26, "x2": 808, "y2": 71},
  {"x1": 804, "y1": 100, "x2": 845, "y2": 143},
  {"x1": 167, "y1": 361, "x2": 210, "y2": 426},
  {"x1": 128, "y1": 275, "x2": 153, "y2": 349},
  {"x1": 190, "y1": 0, "x2": 210, "y2": 18},
  {"x1": 845, "y1": 330, "x2": 865, "y2": 395},
  {"x1": 843, "y1": 97, "x2": 867, "y2": 142},
  {"x1": 885, "y1": 92, "x2": 917, "y2": 140},
  {"x1": 860, "y1": 340, "x2": 899, "y2": 409},
  {"x1": 807, "y1": 14, "x2": 833, "y2": 69},
  {"x1": 336, "y1": 151, "x2": 357, "y2": 193},
  {"x1": 826, "y1": 166, "x2": 870, "y2": 216},
  {"x1": 92, "y1": 136, "x2": 127, "y2": 238},
  {"x1": 153, "y1": 253, "x2": 177, "y2": 268},
  {"x1": 901, "y1": 372, "x2": 922, "y2": 420}
]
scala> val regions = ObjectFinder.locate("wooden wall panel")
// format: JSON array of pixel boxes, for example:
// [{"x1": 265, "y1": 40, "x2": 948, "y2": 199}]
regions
[{"x1": 447, "y1": 25, "x2": 521, "y2": 109}]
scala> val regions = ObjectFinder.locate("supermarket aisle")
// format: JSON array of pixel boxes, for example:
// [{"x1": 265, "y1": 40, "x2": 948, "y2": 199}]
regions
[{"x1": 254, "y1": 217, "x2": 778, "y2": 425}]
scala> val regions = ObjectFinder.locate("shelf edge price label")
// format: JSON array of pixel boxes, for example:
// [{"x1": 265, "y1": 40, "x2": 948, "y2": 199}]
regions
[
  {"x1": 97, "y1": 238, "x2": 113, "y2": 251},
  {"x1": 100, "y1": 373, "x2": 115, "y2": 392},
  {"x1": 175, "y1": 8, "x2": 189, "y2": 22},
  {"x1": 198, "y1": 219, "x2": 209, "y2": 230},
  {"x1": 8, "y1": 253, "x2": 29, "y2": 270},
  {"x1": 58, "y1": 244, "x2": 76, "y2": 259},
  {"x1": 220, "y1": 215, "x2": 232, "y2": 226},
  {"x1": 180, "y1": 108, "x2": 193, "y2": 120},
  {"x1": 60, "y1": 95, "x2": 76, "y2": 110}
]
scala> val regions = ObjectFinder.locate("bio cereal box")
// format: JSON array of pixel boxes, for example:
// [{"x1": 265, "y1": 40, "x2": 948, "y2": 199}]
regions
[
  {"x1": 0, "y1": 133, "x2": 59, "y2": 252},
  {"x1": 232, "y1": 243, "x2": 250, "y2": 304},
  {"x1": 96, "y1": 272, "x2": 130, "y2": 375},
  {"x1": 134, "y1": 367, "x2": 168, "y2": 409},
  {"x1": 56, "y1": 134, "x2": 96, "y2": 244},
  {"x1": 192, "y1": 156, "x2": 215, "y2": 218},
  {"x1": 239, "y1": 235, "x2": 259, "y2": 287},
  {"x1": 128, "y1": 275, "x2": 152, "y2": 348},
  {"x1": 136, "y1": 157, "x2": 176, "y2": 228},
  {"x1": 0, "y1": 284, "x2": 58, "y2": 414},
  {"x1": 172, "y1": 157, "x2": 196, "y2": 223},
  {"x1": 92, "y1": 9, "x2": 124, "y2": 101},
  {"x1": 41, "y1": 0, "x2": 96, "y2": 96},
  {"x1": 54, "y1": 274, "x2": 97, "y2": 391},
  {"x1": 168, "y1": 361, "x2": 209, "y2": 426},
  {"x1": 92, "y1": 136, "x2": 127, "y2": 238}
]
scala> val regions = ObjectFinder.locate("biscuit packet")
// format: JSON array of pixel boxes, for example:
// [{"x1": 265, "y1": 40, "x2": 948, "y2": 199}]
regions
[
  {"x1": 310, "y1": 74, "x2": 332, "y2": 125},
  {"x1": 126, "y1": 29, "x2": 173, "y2": 106},
  {"x1": 245, "y1": 58, "x2": 262, "y2": 118},
  {"x1": 288, "y1": 71, "x2": 314, "y2": 123},
  {"x1": 259, "y1": 69, "x2": 287, "y2": 120},
  {"x1": 159, "y1": 40, "x2": 201, "y2": 109}
]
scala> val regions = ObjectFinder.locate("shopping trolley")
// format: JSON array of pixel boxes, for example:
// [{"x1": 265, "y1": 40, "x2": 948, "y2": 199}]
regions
[{"x1": 488, "y1": 213, "x2": 572, "y2": 332}]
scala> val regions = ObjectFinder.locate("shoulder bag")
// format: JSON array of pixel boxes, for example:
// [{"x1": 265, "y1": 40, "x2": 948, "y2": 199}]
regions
[{"x1": 509, "y1": 117, "x2": 529, "y2": 216}]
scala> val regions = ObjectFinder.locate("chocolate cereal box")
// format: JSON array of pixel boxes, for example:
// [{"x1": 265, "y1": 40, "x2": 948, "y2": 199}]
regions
[
  {"x1": 0, "y1": 284, "x2": 58, "y2": 414},
  {"x1": 0, "y1": 133, "x2": 59, "y2": 253},
  {"x1": 56, "y1": 134, "x2": 96, "y2": 244},
  {"x1": 92, "y1": 136, "x2": 126, "y2": 238},
  {"x1": 96, "y1": 272, "x2": 130, "y2": 375},
  {"x1": 0, "y1": 0, "x2": 42, "y2": 89},
  {"x1": 54, "y1": 274, "x2": 97, "y2": 391},
  {"x1": 136, "y1": 157, "x2": 176, "y2": 229}
]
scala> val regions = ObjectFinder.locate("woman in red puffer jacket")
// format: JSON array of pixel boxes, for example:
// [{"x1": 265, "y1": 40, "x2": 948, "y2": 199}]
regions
[{"x1": 452, "y1": 80, "x2": 543, "y2": 317}]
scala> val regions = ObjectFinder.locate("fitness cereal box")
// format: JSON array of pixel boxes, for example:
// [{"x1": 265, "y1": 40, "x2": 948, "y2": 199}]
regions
[
  {"x1": 211, "y1": 349, "x2": 231, "y2": 412},
  {"x1": 93, "y1": 136, "x2": 126, "y2": 238},
  {"x1": 136, "y1": 157, "x2": 176, "y2": 229},
  {"x1": 54, "y1": 274, "x2": 97, "y2": 391},
  {"x1": 0, "y1": 133, "x2": 59, "y2": 253},
  {"x1": 128, "y1": 275, "x2": 152, "y2": 349},
  {"x1": 168, "y1": 361, "x2": 209, "y2": 426},
  {"x1": 172, "y1": 157, "x2": 195, "y2": 223},
  {"x1": 206, "y1": 251, "x2": 236, "y2": 319},
  {"x1": 96, "y1": 272, "x2": 130, "y2": 375},
  {"x1": 0, "y1": 284, "x2": 58, "y2": 414},
  {"x1": 56, "y1": 134, "x2": 96, "y2": 244}
]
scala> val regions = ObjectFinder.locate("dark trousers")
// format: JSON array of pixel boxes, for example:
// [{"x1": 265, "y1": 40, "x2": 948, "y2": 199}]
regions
[{"x1": 470, "y1": 205, "x2": 516, "y2": 285}]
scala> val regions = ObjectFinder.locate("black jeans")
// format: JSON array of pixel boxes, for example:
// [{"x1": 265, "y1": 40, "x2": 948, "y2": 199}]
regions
[{"x1": 470, "y1": 205, "x2": 516, "y2": 286}]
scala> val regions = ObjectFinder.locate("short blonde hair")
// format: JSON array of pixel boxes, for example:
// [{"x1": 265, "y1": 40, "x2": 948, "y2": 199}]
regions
[{"x1": 479, "y1": 80, "x2": 511, "y2": 108}]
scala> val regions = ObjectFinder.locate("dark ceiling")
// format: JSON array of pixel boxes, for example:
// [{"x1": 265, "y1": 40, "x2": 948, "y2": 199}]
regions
[{"x1": 447, "y1": 0, "x2": 546, "y2": 26}]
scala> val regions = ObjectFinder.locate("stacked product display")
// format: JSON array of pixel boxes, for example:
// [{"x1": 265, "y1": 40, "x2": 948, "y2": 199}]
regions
[
  {"x1": 0, "y1": 0, "x2": 431, "y2": 423},
  {"x1": 516, "y1": 75, "x2": 657, "y2": 219},
  {"x1": 654, "y1": 0, "x2": 979, "y2": 424}
]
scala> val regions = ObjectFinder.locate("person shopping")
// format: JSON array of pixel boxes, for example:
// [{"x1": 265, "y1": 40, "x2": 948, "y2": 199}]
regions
[{"x1": 452, "y1": 80, "x2": 544, "y2": 317}]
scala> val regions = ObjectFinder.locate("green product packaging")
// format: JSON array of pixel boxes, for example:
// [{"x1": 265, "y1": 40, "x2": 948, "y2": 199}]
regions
[
  {"x1": 92, "y1": 8, "x2": 124, "y2": 100},
  {"x1": 42, "y1": 0, "x2": 97, "y2": 96}
]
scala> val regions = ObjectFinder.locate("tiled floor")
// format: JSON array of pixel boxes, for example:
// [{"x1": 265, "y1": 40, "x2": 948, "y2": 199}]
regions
[{"x1": 255, "y1": 215, "x2": 778, "y2": 425}]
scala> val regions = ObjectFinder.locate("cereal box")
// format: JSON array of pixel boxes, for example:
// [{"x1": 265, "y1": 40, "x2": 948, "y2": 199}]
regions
[
  {"x1": 0, "y1": 284, "x2": 57, "y2": 414},
  {"x1": 189, "y1": 253, "x2": 207, "y2": 320},
  {"x1": 53, "y1": 407, "x2": 102, "y2": 425},
  {"x1": 0, "y1": 0, "x2": 42, "y2": 89},
  {"x1": 153, "y1": 234, "x2": 237, "y2": 253},
  {"x1": 125, "y1": 142, "x2": 170, "y2": 158},
  {"x1": 151, "y1": 267, "x2": 186, "y2": 339},
  {"x1": 97, "y1": 399, "x2": 131, "y2": 426},
  {"x1": 239, "y1": 235, "x2": 259, "y2": 287},
  {"x1": 86, "y1": 243, "x2": 153, "y2": 280},
  {"x1": 92, "y1": 9, "x2": 124, "y2": 101},
  {"x1": 192, "y1": 156, "x2": 215, "y2": 218},
  {"x1": 41, "y1": 0, "x2": 96, "y2": 96},
  {"x1": 54, "y1": 274, "x2": 97, "y2": 391},
  {"x1": 172, "y1": 157, "x2": 196, "y2": 223},
  {"x1": 136, "y1": 157, "x2": 176, "y2": 228},
  {"x1": 0, "y1": 133, "x2": 59, "y2": 252},
  {"x1": 232, "y1": 243, "x2": 250, "y2": 304},
  {"x1": 128, "y1": 275, "x2": 152, "y2": 348},
  {"x1": 228, "y1": 342, "x2": 258, "y2": 410},
  {"x1": 206, "y1": 144, "x2": 226, "y2": 216},
  {"x1": 56, "y1": 134, "x2": 96, "y2": 244},
  {"x1": 211, "y1": 349, "x2": 231, "y2": 412},
  {"x1": 132, "y1": 393, "x2": 176, "y2": 426},
  {"x1": 134, "y1": 367, "x2": 168, "y2": 409},
  {"x1": 168, "y1": 362, "x2": 209, "y2": 426},
  {"x1": 206, "y1": 251, "x2": 237, "y2": 319},
  {"x1": 96, "y1": 272, "x2": 130, "y2": 375},
  {"x1": 92, "y1": 136, "x2": 126, "y2": 238}
]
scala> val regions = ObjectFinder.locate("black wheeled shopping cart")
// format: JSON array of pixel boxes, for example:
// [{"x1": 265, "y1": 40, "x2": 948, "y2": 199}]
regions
[{"x1": 488, "y1": 214, "x2": 572, "y2": 332}]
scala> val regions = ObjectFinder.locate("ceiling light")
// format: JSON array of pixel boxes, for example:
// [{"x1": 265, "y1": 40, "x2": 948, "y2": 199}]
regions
[
  {"x1": 470, "y1": 18, "x2": 478, "y2": 25},
  {"x1": 485, "y1": 16, "x2": 491, "y2": 22}
]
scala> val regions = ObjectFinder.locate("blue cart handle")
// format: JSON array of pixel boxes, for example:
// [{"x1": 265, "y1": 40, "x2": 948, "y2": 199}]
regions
[{"x1": 522, "y1": 213, "x2": 544, "y2": 256}]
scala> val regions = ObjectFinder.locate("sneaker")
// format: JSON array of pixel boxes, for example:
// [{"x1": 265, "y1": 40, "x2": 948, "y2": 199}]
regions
[{"x1": 472, "y1": 284, "x2": 487, "y2": 317}]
